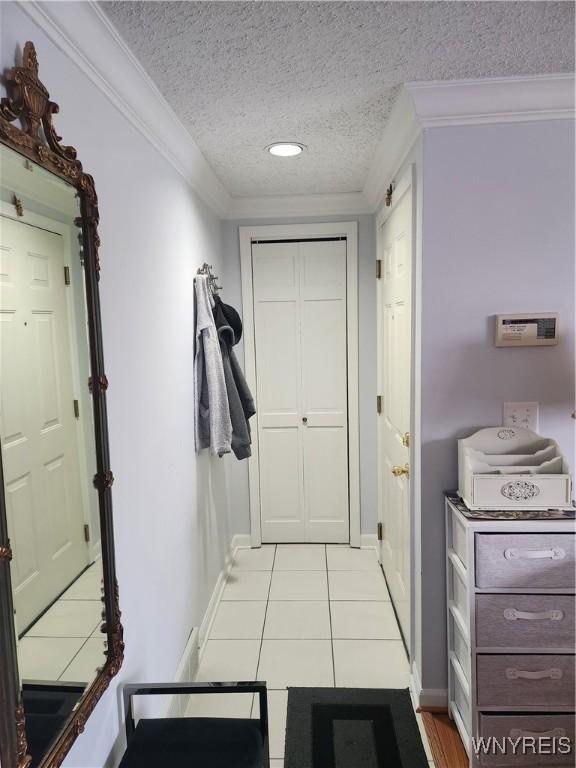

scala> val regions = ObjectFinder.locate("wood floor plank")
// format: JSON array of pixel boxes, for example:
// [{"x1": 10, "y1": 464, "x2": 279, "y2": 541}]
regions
[{"x1": 421, "y1": 711, "x2": 468, "y2": 768}]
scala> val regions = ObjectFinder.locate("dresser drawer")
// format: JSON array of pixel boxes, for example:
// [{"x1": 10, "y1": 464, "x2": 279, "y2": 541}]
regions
[
  {"x1": 476, "y1": 595, "x2": 575, "y2": 650},
  {"x1": 476, "y1": 534, "x2": 576, "y2": 588},
  {"x1": 478, "y1": 713, "x2": 575, "y2": 766},
  {"x1": 477, "y1": 655, "x2": 575, "y2": 708}
]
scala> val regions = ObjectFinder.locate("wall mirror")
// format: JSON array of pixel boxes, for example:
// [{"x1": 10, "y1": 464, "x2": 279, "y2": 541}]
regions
[{"x1": 0, "y1": 42, "x2": 123, "y2": 768}]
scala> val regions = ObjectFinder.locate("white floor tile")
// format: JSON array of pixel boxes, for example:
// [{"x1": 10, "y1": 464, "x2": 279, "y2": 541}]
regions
[
  {"x1": 210, "y1": 601, "x2": 267, "y2": 639},
  {"x1": 258, "y1": 640, "x2": 334, "y2": 689},
  {"x1": 17, "y1": 637, "x2": 85, "y2": 681},
  {"x1": 59, "y1": 637, "x2": 107, "y2": 683},
  {"x1": 333, "y1": 640, "x2": 409, "y2": 688},
  {"x1": 274, "y1": 545, "x2": 326, "y2": 571},
  {"x1": 61, "y1": 565, "x2": 103, "y2": 600},
  {"x1": 270, "y1": 761, "x2": 284, "y2": 768},
  {"x1": 269, "y1": 571, "x2": 328, "y2": 601},
  {"x1": 330, "y1": 601, "x2": 401, "y2": 640},
  {"x1": 184, "y1": 690, "x2": 254, "y2": 719},
  {"x1": 221, "y1": 570, "x2": 272, "y2": 601},
  {"x1": 253, "y1": 689, "x2": 287, "y2": 760},
  {"x1": 326, "y1": 546, "x2": 379, "y2": 572},
  {"x1": 26, "y1": 600, "x2": 102, "y2": 637},
  {"x1": 264, "y1": 601, "x2": 330, "y2": 639},
  {"x1": 328, "y1": 571, "x2": 390, "y2": 601},
  {"x1": 232, "y1": 546, "x2": 276, "y2": 571},
  {"x1": 196, "y1": 640, "x2": 260, "y2": 682}
]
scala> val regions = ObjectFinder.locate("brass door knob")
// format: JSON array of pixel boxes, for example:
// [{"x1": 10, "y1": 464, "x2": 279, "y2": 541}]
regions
[{"x1": 391, "y1": 464, "x2": 410, "y2": 478}]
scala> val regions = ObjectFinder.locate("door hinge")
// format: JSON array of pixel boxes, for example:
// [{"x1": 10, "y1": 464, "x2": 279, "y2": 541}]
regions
[
  {"x1": 377, "y1": 522, "x2": 383, "y2": 541},
  {"x1": 73, "y1": 399, "x2": 80, "y2": 419},
  {"x1": 13, "y1": 195, "x2": 23, "y2": 217},
  {"x1": 377, "y1": 395, "x2": 382, "y2": 414},
  {"x1": 376, "y1": 259, "x2": 382, "y2": 279},
  {"x1": 64, "y1": 266, "x2": 70, "y2": 285},
  {"x1": 83, "y1": 524, "x2": 90, "y2": 543}
]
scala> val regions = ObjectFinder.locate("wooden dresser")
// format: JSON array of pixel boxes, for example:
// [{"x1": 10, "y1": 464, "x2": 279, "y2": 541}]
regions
[{"x1": 445, "y1": 494, "x2": 575, "y2": 767}]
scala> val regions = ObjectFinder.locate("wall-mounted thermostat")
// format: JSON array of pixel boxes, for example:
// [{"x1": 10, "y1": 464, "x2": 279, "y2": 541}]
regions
[{"x1": 495, "y1": 313, "x2": 559, "y2": 347}]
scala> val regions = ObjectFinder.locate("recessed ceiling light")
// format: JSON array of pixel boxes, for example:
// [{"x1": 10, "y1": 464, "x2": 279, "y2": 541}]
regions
[{"x1": 267, "y1": 142, "x2": 305, "y2": 157}]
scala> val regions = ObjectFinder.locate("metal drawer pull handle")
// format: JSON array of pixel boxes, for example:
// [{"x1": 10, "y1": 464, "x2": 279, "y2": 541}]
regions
[
  {"x1": 505, "y1": 667, "x2": 562, "y2": 680},
  {"x1": 504, "y1": 547, "x2": 565, "y2": 561},
  {"x1": 509, "y1": 728, "x2": 566, "y2": 739},
  {"x1": 504, "y1": 608, "x2": 564, "y2": 621}
]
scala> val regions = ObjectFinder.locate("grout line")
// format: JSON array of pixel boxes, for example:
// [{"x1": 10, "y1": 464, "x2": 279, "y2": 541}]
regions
[
  {"x1": 325, "y1": 545, "x2": 336, "y2": 688},
  {"x1": 251, "y1": 544, "x2": 276, "y2": 718}
]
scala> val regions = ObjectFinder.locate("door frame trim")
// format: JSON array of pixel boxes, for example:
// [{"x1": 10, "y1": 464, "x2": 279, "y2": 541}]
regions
[{"x1": 239, "y1": 221, "x2": 360, "y2": 547}]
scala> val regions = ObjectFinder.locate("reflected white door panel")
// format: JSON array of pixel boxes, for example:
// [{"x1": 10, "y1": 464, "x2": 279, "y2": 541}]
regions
[{"x1": 0, "y1": 215, "x2": 88, "y2": 630}]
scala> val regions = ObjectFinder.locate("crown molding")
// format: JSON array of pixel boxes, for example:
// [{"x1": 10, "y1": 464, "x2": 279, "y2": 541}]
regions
[
  {"x1": 364, "y1": 73, "x2": 575, "y2": 213},
  {"x1": 14, "y1": 4, "x2": 574, "y2": 221},
  {"x1": 224, "y1": 190, "x2": 370, "y2": 220},
  {"x1": 406, "y1": 73, "x2": 575, "y2": 128},
  {"x1": 19, "y1": 1, "x2": 231, "y2": 217}
]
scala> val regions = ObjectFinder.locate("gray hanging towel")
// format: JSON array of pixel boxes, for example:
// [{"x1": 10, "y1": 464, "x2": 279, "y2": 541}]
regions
[{"x1": 194, "y1": 275, "x2": 231, "y2": 456}]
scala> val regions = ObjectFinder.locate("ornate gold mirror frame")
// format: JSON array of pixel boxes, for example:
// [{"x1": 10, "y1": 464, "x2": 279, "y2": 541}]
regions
[{"x1": 0, "y1": 42, "x2": 124, "y2": 768}]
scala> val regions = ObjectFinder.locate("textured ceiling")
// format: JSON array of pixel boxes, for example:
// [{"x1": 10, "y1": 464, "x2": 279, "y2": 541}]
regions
[{"x1": 101, "y1": 1, "x2": 574, "y2": 197}]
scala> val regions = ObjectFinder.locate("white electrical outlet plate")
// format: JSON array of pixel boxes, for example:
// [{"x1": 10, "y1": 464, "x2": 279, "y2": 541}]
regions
[{"x1": 503, "y1": 402, "x2": 539, "y2": 432}]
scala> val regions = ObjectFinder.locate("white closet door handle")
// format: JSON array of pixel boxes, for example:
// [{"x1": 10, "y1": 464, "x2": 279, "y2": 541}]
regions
[
  {"x1": 504, "y1": 547, "x2": 565, "y2": 561},
  {"x1": 505, "y1": 667, "x2": 562, "y2": 681},
  {"x1": 504, "y1": 608, "x2": 564, "y2": 621},
  {"x1": 509, "y1": 727, "x2": 566, "y2": 739}
]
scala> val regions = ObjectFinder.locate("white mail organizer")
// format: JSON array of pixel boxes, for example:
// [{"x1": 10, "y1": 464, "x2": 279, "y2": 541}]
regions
[{"x1": 458, "y1": 427, "x2": 573, "y2": 510}]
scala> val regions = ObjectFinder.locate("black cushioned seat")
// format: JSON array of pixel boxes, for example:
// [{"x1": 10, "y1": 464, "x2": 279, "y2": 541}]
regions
[
  {"x1": 120, "y1": 682, "x2": 269, "y2": 768},
  {"x1": 119, "y1": 717, "x2": 264, "y2": 768}
]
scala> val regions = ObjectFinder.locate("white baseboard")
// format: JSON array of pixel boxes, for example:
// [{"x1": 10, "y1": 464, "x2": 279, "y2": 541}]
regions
[
  {"x1": 410, "y1": 661, "x2": 448, "y2": 710},
  {"x1": 360, "y1": 533, "x2": 379, "y2": 551},
  {"x1": 166, "y1": 535, "x2": 252, "y2": 716},
  {"x1": 198, "y1": 534, "x2": 253, "y2": 653},
  {"x1": 166, "y1": 627, "x2": 200, "y2": 717}
]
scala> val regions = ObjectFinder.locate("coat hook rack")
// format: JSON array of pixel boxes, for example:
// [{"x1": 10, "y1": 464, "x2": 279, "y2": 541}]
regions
[{"x1": 196, "y1": 262, "x2": 222, "y2": 293}]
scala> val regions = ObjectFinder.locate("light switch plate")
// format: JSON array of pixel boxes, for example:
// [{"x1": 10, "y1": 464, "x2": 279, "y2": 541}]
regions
[{"x1": 503, "y1": 402, "x2": 539, "y2": 432}]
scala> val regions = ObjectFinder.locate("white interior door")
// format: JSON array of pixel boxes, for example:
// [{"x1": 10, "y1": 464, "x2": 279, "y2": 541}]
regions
[
  {"x1": 377, "y1": 186, "x2": 412, "y2": 643},
  {"x1": 0, "y1": 215, "x2": 88, "y2": 630},
  {"x1": 252, "y1": 239, "x2": 349, "y2": 543}
]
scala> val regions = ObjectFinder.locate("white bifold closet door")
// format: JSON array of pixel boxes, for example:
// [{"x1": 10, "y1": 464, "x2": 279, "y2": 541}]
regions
[{"x1": 252, "y1": 240, "x2": 349, "y2": 543}]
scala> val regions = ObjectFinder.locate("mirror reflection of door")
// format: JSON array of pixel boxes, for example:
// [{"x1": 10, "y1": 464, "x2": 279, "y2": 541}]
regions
[
  {"x1": 0, "y1": 146, "x2": 106, "y2": 721},
  {"x1": 1, "y1": 216, "x2": 89, "y2": 629}
]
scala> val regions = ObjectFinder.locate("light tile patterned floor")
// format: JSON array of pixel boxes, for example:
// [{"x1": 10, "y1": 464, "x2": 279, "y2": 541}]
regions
[
  {"x1": 190, "y1": 544, "x2": 434, "y2": 767},
  {"x1": 17, "y1": 562, "x2": 107, "y2": 684}
]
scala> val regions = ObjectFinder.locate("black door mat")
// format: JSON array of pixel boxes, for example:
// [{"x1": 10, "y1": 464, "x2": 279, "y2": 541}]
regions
[{"x1": 285, "y1": 687, "x2": 429, "y2": 768}]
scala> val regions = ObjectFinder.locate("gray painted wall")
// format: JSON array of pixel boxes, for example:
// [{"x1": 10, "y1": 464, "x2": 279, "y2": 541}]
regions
[
  {"x1": 220, "y1": 214, "x2": 378, "y2": 536},
  {"x1": 418, "y1": 119, "x2": 575, "y2": 692},
  {"x1": 2, "y1": 4, "x2": 236, "y2": 766}
]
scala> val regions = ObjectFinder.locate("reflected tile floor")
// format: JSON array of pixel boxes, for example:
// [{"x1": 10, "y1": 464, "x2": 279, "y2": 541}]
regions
[
  {"x1": 17, "y1": 562, "x2": 107, "y2": 684},
  {"x1": 191, "y1": 544, "x2": 434, "y2": 767}
]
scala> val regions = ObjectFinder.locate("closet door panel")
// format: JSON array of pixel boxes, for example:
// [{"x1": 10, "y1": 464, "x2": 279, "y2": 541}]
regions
[
  {"x1": 253, "y1": 243, "x2": 304, "y2": 541},
  {"x1": 259, "y1": 427, "x2": 304, "y2": 541},
  {"x1": 303, "y1": 427, "x2": 348, "y2": 542},
  {"x1": 300, "y1": 242, "x2": 349, "y2": 541}
]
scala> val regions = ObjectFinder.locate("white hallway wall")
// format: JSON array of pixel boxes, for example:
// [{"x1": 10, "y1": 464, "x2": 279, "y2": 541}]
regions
[
  {"x1": 418, "y1": 118, "x2": 575, "y2": 695},
  {"x1": 1, "y1": 4, "x2": 238, "y2": 767},
  {"x1": 220, "y1": 214, "x2": 377, "y2": 536}
]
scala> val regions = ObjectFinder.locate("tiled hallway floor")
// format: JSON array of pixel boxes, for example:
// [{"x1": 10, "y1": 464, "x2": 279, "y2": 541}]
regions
[{"x1": 188, "y1": 544, "x2": 434, "y2": 767}]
